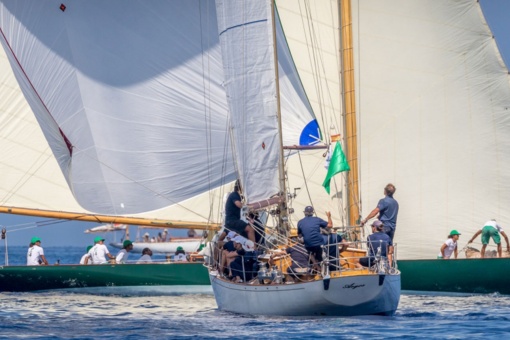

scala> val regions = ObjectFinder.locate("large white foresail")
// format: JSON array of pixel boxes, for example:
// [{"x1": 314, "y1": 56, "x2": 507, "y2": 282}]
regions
[{"x1": 352, "y1": 0, "x2": 510, "y2": 258}]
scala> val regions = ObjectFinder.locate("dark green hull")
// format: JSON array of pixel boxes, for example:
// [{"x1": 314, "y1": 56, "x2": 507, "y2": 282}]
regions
[
  {"x1": 399, "y1": 258, "x2": 510, "y2": 295},
  {"x1": 0, "y1": 262, "x2": 211, "y2": 292}
]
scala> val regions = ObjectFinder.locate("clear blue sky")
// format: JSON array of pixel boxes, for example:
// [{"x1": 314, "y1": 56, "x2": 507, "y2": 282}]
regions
[{"x1": 1, "y1": 0, "x2": 509, "y2": 248}]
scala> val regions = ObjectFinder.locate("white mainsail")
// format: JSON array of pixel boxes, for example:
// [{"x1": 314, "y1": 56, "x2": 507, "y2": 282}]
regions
[{"x1": 352, "y1": 0, "x2": 510, "y2": 258}]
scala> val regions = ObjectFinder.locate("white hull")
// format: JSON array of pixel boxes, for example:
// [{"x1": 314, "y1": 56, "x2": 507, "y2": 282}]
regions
[
  {"x1": 110, "y1": 240, "x2": 201, "y2": 254},
  {"x1": 209, "y1": 271, "x2": 400, "y2": 316}
]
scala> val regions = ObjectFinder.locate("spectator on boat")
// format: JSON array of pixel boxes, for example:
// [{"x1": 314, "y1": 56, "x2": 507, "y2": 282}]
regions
[
  {"x1": 297, "y1": 206, "x2": 332, "y2": 270},
  {"x1": 360, "y1": 183, "x2": 399, "y2": 241},
  {"x1": 161, "y1": 229, "x2": 168, "y2": 242},
  {"x1": 187, "y1": 228, "x2": 197, "y2": 238},
  {"x1": 26, "y1": 237, "x2": 48, "y2": 266},
  {"x1": 174, "y1": 246, "x2": 188, "y2": 262},
  {"x1": 230, "y1": 237, "x2": 256, "y2": 283},
  {"x1": 116, "y1": 240, "x2": 134, "y2": 264},
  {"x1": 220, "y1": 231, "x2": 238, "y2": 276},
  {"x1": 80, "y1": 245, "x2": 93, "y2": 265},
  {"x1": 438, "y1": 230, "x2": 461, "y2": 259},
  {"x1": 219, "y1": 180, "x2": 256, "y2": 244},
  {"x1": 137, "y1": 248, "x2": 153, "y2": 263},
  {"x1": 157, "y1": 232, "x2": 163, "y2": 242},
  {"x1": 357, "y1": 220, "x2": 393, "y2": 268},
  {"x1": 468, "y1": 219, "x2": 510, "y2": 258},
  {"x1": 85, "y1": 236, "x2": 115, "y2": 264},
  {"x1": 143, "y1": 232, "x2": 150, "y2": 243}
]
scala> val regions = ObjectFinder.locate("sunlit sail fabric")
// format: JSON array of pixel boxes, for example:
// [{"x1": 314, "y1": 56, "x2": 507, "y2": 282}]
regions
[
  {"x1": 215, "y1": 0, "x2": 316, "y2": 204},
  {"x1": 352, "y1": 0, "x2": 510, "y2": 258},
  {"x1": 0, "y1": 0, "x2": 319, "y2": 222}
]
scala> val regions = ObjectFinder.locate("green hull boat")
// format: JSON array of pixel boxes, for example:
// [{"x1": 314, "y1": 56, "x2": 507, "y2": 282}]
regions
[
  {"x1": 0, "y1": 262, "x2": 211, "y2": 293},
  {"x1": 399, "y1": 258, "x2": 510, "y2": 295}
]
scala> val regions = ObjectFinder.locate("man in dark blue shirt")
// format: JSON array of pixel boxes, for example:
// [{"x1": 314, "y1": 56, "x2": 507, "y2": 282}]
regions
[
  {"x1": 358, "y1": 220, "x2": 393, "y2": 267},
  {"x1": 361, "y1": 183, "x2": 399, "y2": 241},
  {"x1": 297, "y1": 206, "x2": 332, "y2": 269}
]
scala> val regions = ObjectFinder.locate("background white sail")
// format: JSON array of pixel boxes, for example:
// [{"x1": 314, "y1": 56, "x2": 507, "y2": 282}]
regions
[{"x1": 352, "y1": 0, "x2": 510, "y2": 258}]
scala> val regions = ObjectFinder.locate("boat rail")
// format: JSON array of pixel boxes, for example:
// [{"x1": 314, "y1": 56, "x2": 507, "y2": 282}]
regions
[{"x1": 209, "y1": 239, "x2": 398, "y2": 285}]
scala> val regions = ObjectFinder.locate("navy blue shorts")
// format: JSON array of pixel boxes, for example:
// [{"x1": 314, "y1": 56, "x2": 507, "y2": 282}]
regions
[{"x1": 225, "y1": 219, "x2": 248, "y2": 235}]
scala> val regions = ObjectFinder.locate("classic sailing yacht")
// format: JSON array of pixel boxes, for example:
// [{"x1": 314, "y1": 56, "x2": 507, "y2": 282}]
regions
[{"x1": 207, "y1": 0, "x2": 400, "y2": 316}]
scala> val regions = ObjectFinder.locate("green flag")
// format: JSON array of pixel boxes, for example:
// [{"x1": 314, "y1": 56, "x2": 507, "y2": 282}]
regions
[{"x1": 322, "y1": 141, "x2": 350, "y2": 194}]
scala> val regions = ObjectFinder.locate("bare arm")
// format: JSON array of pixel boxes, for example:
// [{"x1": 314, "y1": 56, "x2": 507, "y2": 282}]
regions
[
  {"x1": 440, "y1": 243, "x2": 447, "y2": 258},
  {"x1": 325, "y1": 211, "x2": 332, "y2": 228},
  {"x1": 454, "y1": 244, "x2": 458, "y2": 259},
  {"x1": 501, "y1": 231, "x2": 510, "y2": 251},
  {"x1": 361, "y1": 207, "x2": 380, "y2": 226},
  {"x1": 387, "y1": 245, "x2": 394, "y2": 267},
  {"x1": 40, "y1": 255, "x2": 49, "y2": 266},
  {"x1": 468, "y1": 230, "x2": 482, "y2": 243},
  {"x1": 234, "y1": 200, "x2": 243, "y2": 209}
]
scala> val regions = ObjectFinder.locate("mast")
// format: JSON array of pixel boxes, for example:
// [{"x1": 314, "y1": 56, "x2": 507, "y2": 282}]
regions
[
  {"x1": 340, "y1": 0, "x2": 360, "y2": 227},
  {"x1": 271, "y1": 0, "x2": 288, "y2": 240},
  {"x1": 0, "y1": 206, "x2": 220, "y2": 230}
]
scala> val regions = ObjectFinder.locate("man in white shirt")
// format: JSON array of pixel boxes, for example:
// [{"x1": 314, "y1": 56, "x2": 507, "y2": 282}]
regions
[
  {"x1": 115, "y1": 240, "x2": 134, "y2": 264},
  {"x1": 468, "y1": 219, "x2": 510, "y2": 258},
  {"x1": 85, "y1": 236, "x2": 115, "y2": 264},
  {"x1": 26, "y1": 237, "x2": 49, "y2": 266}
]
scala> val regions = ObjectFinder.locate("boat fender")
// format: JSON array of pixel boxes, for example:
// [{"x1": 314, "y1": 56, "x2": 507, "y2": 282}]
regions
[
  {"x1": 378, "y1": 274, "x2": 385, "y2": 286},
  {"x1": 323, "y1": 274, "x2": 331, "y2": 291}
]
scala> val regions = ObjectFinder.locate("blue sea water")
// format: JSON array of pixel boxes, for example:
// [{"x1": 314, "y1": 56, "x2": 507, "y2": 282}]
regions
[{"x1": 1, "y1": 246, "x2": 509, "y2": 339}]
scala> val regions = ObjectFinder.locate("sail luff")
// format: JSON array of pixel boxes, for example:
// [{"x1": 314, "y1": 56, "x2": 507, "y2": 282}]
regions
[{"x1": 340, "y1": 0, "x2": 360, "y2": 226}]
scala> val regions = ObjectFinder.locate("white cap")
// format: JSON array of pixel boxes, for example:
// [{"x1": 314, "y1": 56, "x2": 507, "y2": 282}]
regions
[
  {"x1": 232, "y1": 236, "x2": 246, "y2": 244},
  {"x1": 242, "y1": 240, "x2": 255, "y2": 252},
  {"x1": 226, "y1": 231, "x2": 237, "y2": 240}
]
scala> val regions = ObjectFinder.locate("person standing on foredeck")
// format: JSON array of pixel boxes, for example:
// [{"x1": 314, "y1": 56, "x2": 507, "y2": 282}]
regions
[
  {"x1": 361, "y1": 183, "x2": 399, "y2": 241},
  {"x1": 26, "y1": 237, "x2": 48, "y2": 266},
  {"x1": 467, "y1": 219, "x2": 510, "y2": 258}
]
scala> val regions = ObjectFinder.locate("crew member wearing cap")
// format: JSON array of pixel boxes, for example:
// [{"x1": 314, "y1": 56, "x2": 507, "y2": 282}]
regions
[
  {"x1": 358, "y1": 220, "x2": 393, "y2": 267},
  {"x1": 26, "y1": 237, "x2": 48, "y2": 266},
  {"x1": 116, "y1": 240, "x2": 134, "y2": 264},
  {"x1": 437, "y1": 230, "x2": 461, "y2": 259},
  {"x1": 360, "y1": 183, "x2": 399, "y2": 241},
  {"x1": 297, "y1": 206, "x2": 332, "y2": 270},
  {"x1": 468, "y1": 219, "x2": 510, "y2": 258},
  {"x1": 220, "y1": 180, "x2": 256, "y2": 244},
  {"x1": 220, "y1": 231, "x2": 238, "y2": 275},
  {"x1": 174, "y1": 246, "x2": 188, "y2": 262},
  {"x1": 229, "y1": 236, "x2": 256, "y2": 283},
  {"x1": 80, "y1": 245, "x2": 93, "y2": 265},
  {"x1": 84, "y1": 236, "x2": 115, "y2": 264}
]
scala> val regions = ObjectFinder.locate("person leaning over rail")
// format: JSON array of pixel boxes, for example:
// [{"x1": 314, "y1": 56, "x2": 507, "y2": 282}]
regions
[
  {"x1": 26, "y1": 237, "x2": 48, "y2": 266},
  {"x1": 437, "y1": 230, "x2": 461, "y2": 259},
  {"x1": 467, "y1": 219, "x2": 510, "y2": 258},
  {"x1": 360, "y1": 183, "x2": 399, "y2": 241}
]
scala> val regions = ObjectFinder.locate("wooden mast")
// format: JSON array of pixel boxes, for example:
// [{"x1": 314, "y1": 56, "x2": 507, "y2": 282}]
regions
[
  {"x1": 271, "y1": 0, "x2": 288, "y2": 241},
  {"x1": 0, "y1": 206, "x2": 220, "y2": 230},
  {"x1": 340, "y1": 0, "x2": 360, "y2": 226}
]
